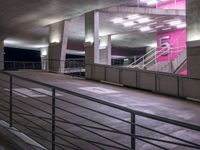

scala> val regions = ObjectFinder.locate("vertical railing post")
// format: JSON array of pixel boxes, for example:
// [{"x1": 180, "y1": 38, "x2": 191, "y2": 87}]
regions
[
  {"x1": 13, "y1": 62, "x2": 15, "y2": 70},
  {"x1": 9, "y1": 75, "x2": 13, "y2": 127},
  {"x1": 32, "y1": 62, "x2": 34, "y2": 70},
  {"x1": 52, "y1": 88, "x2": 56, "y2": 150},
  {"x1": 131, "y1": 113, "x2": 136, "y2": 150},
  {"x1": 23, "y1": 62, "x2": 26, "y2": 69}
]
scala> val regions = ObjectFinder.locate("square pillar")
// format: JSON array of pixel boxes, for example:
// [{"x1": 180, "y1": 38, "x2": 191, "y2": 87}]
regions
[
  {"x1": 84, "y1": 11, "x2": 100, "y2": 65},
  {"x1": 186, "y1": 0, "x2": 200, "y2": 78},
  {"x1": 99, "y1": 35, "x2": 112, "y2": 65},
  {"x1": 48, "y1": 20, "x2": 70, "y2": 73}
]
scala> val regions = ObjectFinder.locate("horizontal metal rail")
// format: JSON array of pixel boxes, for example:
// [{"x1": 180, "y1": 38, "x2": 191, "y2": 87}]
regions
[{"x1": 0, "y1": 71, "x2": 200, "y2": 150}]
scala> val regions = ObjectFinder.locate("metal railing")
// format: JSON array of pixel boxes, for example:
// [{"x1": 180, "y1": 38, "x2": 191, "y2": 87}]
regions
[
  {"x1": 0, "y1": 71, "x2": 199, "y2": 150},
  {"x1": 65, "y1": 58, "x2": 85, "y2": 69},
  {"x1": 4, "y1": 61, "x2": 42, "y2": 71},
  {"x1": 128, "y1": 47, "x2": 156, "y2": 68},
  {"x1": 128, "y1": 30, "x2": 186, "y2": 72},
  {"x1": 3, "y1": 59, "x2": 86, "y2": 76},
  {"x1": 64, "y1": 58, "x2": 85, "y2": 76}
]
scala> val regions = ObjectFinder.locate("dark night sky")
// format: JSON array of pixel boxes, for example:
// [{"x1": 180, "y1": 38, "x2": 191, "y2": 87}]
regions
[{"x1": 4, "y1": 47, "x2": 41, "y2": 62}]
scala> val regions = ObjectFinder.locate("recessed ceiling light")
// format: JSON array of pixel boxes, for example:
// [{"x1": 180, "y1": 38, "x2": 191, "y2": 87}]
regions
[
  {"x1": 127, "y1": 14, "x2": 141, "y2": 20},
  {"x1": 140, "y1": 26, "x2": 151, "y2": 32},
  {"x1": 148, "y1": 30, "x2": 157, "y2": 33},
  {"x1": 137, "y1": 17, "x2": 151, "y2": 23},
  {"x1": 148, "y1": 22, "x2": 157, "y2": 26},
  {"x1": 155, "y1": 25, "x2": 164, "y2": 28},
  {"x1": 147, "y1": 0, "x2": 158, "y2": 5},
  {"x1": 111, "y1": 18, "x2": 124, "y2": 24},
  {"x1": 176, "y1": 23, "x2": 186, "y2": 28},
  {"x1": 133, "y1": 25, "x2": 142, "y2": 29},
  {"x1": 160, "y1": 0, "x2": 169, "y2": 2},
  {"x1": 162, "y1": 27, "x2": 171, "y2": 31},
  {"x1": 123, "y1": 21, "x2": 135, "y2": 27},
  {"x1": 168, "y1": 20, "x2": 182, "y2": 26}
]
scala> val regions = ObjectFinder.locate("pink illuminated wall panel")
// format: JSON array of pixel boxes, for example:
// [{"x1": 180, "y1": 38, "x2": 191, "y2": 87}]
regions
[
  {"x1": 156, "y1": 29, "x2": 186, "y2": 62},
  {"x1": 158, "y1": 0, "x2": 185, "y2": 10}
]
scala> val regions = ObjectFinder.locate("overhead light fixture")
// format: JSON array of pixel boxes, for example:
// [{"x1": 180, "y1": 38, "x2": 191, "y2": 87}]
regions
[
  {"x1": 123, "y1": 21, "x2": 135, "y2": 27},
  {"x1": 140, "y1": 26, "x2": 151, "y2": 32},
  {"x1": 162, "y1": 27, "x2": 171, "y2": 31},
  {"x1": 111, "y1": 18, "x2": 124, "y2": 24},
  {"x1": 168, "y1": 20, "x2": 182, "y2": 26},
  {"x1": 140, "y1": 0, "x2": 148, "y2": 2},
  {"x1": 147, "y1": 0, "x2": 158, "y2": 5},
  {"x1": 160, "y1": 0, "x2": 166, "y2": 1},
  {"x1": 155, "y1": 25, "x2": 164, "y2": 28},
  {"x1": 127, "y1": 14, "x2": 140, "y2": 20},
  {"x1": 148, "y1": 22, "x2": 157, "y2": 26},
  {"x1": 133, "y1": 25, "x2": 142, "y2": 28},
  {"x1": 176, "y1": 23, "x2": 186, "y2": 29},
  {"x1": 137, "y1": 17, "x2": 151, "y2": 23},
  {"x1": 148, "y1": 30, "x2": 157, "y2": 33}
]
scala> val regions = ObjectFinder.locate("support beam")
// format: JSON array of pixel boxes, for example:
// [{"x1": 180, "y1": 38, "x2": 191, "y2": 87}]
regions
[
  {"x1": 186, "y1": 0, "x2": 200, "y2": 79},
  {"x1": 101, "y1": 6, "x2": 185, "y2": 16},
  {"x1": 41, "y1": 47, "x2": 48, "y2": 71},
  {"x1": 48, "y1": 20, "x2": 70, "y2": 73},
  {"x1": 99, "y1": 35, "x2": 112, "y2": 65},
  {"x1": 0, "y1": 41, "x2": 4, "y2": 70},
  {"x1": 84, "y1": 11, "x2": 100, "y2": 65}
]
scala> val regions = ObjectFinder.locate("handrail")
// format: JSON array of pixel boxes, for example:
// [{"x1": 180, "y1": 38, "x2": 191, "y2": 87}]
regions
[
  {"x1": 128, "y1": 47, "x2": 156, "y2": 67},
  {"x1": 2, "y1": 71, "x2": 200, "y2": 131},
  {"x1": 143, "y1": 46, "x2": 187, "y2": 70},
  {"x1": 0, "y1": 71, "x2": 200, "y2": 150},
  {"x1": 130, "y1": 30, "x2": 186, "y2": 71},
  {"x1": 143, "y1": 46, "x2": 168, "y2": 68},
  {"x1": 173, "y1": 58, "x2": 187, "y2": 74}
]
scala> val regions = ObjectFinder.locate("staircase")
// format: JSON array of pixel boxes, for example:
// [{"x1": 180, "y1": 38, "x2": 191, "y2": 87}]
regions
[
  {"x1": 127, "y1": 47, "x2": 187, "y2": 74},
  {"x1": 128, "y1": 47, "x2": 157, "y2": 69}
]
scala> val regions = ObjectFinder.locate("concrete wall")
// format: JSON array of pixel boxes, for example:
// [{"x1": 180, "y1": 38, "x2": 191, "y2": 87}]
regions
[
  {"x1": 48, "y1": 20, "x2": 70, "y2": 73},
  {"x1": 187, "y1": 0, "x2": 200, "y2": 42},
  {"x1": 48, "y1": 43, "x2": 63, "y2": 72},
  {"x1": 186, "y1": 0, "x2": 200, "y2": 79},
  {"x1": 86, "y1": 64, "x2": 200, "y2": 102},
  {"x1": 187, "y1": 43, "x2": 200, "y2": 79},
  {"x1": 0, "y1": 41, "x2": 4, "y2": 70}
]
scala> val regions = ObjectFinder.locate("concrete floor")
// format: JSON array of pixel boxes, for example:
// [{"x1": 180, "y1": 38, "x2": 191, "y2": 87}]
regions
[{"x1": 0, "y1": 71, "x2": 200, "y2": 150}]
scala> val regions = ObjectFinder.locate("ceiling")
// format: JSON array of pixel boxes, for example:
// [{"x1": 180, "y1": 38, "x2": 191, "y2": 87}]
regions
[
  {"x1": 1, "y1": 0, "x2": 185, "y2": 51},
  {"x1": 68, "y1": 9, "x2": 185, "y2": 49},
  {"x1": 0, "y1": 0, "x2": 131, "y2": 48}
]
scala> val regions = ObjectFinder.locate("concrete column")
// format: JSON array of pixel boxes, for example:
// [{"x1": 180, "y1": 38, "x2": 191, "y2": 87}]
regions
[
  {"x1": 84, "y1": 11, "x2": 100, "y2": 65},
  {"x1": 0, "y1": 41, "x2": 4, "y2": 70},
  {"x1": 186, "y1": 0, "x2": 200, "y2": 78},
  {"x1": 41, "y1": 47, "x2": 48, "y2": 71},
  {"x1": 99, "y1": 35, "x2": 112, "y2": 65},
  {"x1": 48, "y1": 20, "x2": 70, "y2": 73}
]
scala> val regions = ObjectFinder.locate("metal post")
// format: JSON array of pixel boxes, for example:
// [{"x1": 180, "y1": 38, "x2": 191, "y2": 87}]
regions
[
  {"x1": 9, "y1": 75, "x2": 13, "y2": 127},
  {"x1": 131, "y1": 113, "x2": 136, "y2": 150},
  {"x1": 32, "y1": 62, "x2": 34, "y2": 70},
  {"x1": 79, "y1": 66, "x2": 82, "y2": 77},
  {"x1": 13, "y1": 62, "x2": 15, "y2": 70},
  {"x1": 142, "y1": 57, "x2": 145, "y2": 67},
  {"x1": 52, "y1": 88, "x2": 56, "y2": 150}
]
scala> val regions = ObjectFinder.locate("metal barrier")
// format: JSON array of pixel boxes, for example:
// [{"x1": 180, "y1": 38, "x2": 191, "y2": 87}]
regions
[
  {"x1": 3, "y1": 60, "x2": 86, "y2": 77},
  {"x1": 0, "y1": 72, "x2": 199, "y2": 150},
  {"x1": 4, "y1": 61, "x2": 42, "y2": 71},
  {"x1": 64, "y1": 59, "x2": 85, "y2": 77}
]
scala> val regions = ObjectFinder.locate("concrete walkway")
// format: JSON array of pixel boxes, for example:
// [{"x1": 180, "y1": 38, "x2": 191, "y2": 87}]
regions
[{"x1": 0, "y1": 71, "x2": 199, "y2": 150}]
